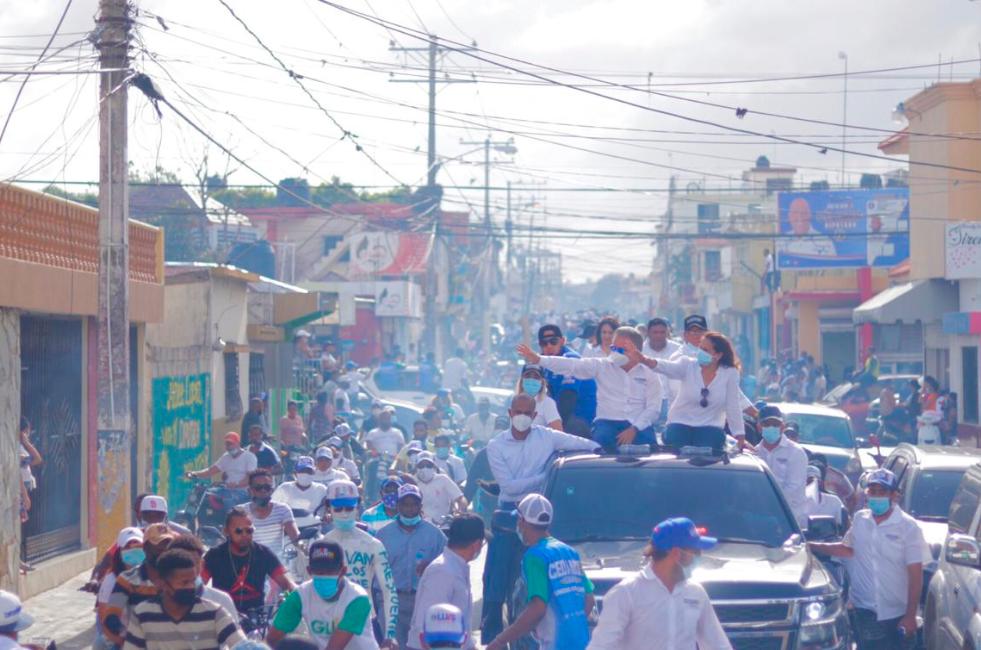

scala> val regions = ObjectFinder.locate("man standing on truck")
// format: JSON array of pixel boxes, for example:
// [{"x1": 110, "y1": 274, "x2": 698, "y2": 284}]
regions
[
  {"x1": 809, "y1": 468, "x2": 928, "y2": 649},
  {"x1": 753, "y1": 405, "x2": 809, "y2": 526}
]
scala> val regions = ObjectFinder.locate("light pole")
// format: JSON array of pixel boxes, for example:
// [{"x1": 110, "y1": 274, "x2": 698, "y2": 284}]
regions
[{"x1": 838, "y1": 51, "x2": 848, "y2": 187}]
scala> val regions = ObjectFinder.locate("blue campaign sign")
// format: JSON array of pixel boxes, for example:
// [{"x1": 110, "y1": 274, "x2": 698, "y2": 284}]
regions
[{"x1": 776, "y1": 189, "x2": 909, "y2": 269}]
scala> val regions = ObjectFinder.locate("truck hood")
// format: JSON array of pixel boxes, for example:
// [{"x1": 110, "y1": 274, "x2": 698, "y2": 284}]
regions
[{"x1": 575, "y1": 539, "x2": 834, "y2": 600}]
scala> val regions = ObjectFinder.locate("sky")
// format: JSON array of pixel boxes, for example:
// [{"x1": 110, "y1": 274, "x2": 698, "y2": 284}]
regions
[{"x1": 3, "y1": 0, "x2": 981, "y2": 281}]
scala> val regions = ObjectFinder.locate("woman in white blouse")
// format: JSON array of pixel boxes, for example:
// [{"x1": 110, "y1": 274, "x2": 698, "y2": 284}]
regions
[
  {"x1": 583, "y1": 316, "x2": 619, "y2": 358},
  {"x1": 516, "y1": 364, "x2": 564, "y2": 430},
  {"x1": 636, "y1": 331, "x2": 744, "y2": 451}
]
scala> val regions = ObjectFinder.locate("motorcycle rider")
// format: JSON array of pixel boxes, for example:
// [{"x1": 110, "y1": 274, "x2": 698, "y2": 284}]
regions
[
  {"x1": 318, "y1": 480, "x2": 399, "y2": 648},
  {"x1": 362, "y1": 477, "x2": 403, "y2": 534},
  {"x1": 366, "y1": 408, "x2": 406, "y2": 458},
  {"x1": 432, "y1": 389, "x2": 465, "y2": 428},
  {"x1": 312, "y1": 447, "x2": 350, "y2": 487},
  {"x1": 187, "y1": 432, "x2": 257, "y2": 510},
  {"x1": 273, "y1": 456, "x2": 329, "y2": 516},
  {"x1": 414, "y1": 452, "x2": 467, "y2": 524},
  {"x1": 247, "y1": 424, "x2": 283, "y2": 475},
  {"x1": 432, "y1": 434, "x2": 467, "y2": 486},
  {"x1": 327, "y1": 428, "x2": 362, "y2": 485}
]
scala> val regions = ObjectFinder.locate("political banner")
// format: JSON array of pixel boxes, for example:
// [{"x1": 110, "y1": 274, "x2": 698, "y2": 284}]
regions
[{"x1": 152, "y1": 373, "x2": 211, "y2": 512}]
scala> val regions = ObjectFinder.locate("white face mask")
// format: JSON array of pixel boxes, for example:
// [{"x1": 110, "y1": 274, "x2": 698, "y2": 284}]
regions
[
  {"x1": 608, "y1": 351, "x2": 629, "y2": 367},
  {"x1": 417, "y1": 467, "x2": 436, "y2": 483},
  {"x1": 510, "y1": 414, "x2": 533, "y2": 432},
  {"x1": 295, "y1": 473, "x2": 313, "y2": 488}
]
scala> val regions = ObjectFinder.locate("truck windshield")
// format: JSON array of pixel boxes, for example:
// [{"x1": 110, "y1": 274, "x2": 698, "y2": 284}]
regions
[
  {"x1": 548, "y1": 466, "x2": 797, "y2": 547},
  {"x1": 908, "y1": 470, "x2": 967, "y2": 521}
]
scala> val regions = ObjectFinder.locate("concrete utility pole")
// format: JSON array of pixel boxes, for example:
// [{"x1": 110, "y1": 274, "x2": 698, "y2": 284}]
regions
[{"x1": 96, "y1": 0, "x2": 131, "y2": 464}]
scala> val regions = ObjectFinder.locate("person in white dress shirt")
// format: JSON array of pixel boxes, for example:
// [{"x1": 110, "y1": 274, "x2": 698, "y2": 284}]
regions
[
  {"x1": 582, "y1": 317, "x2": 619, "y2": 358},
  {"x1": 515, "y1": 364, "x2": 563, "y2": 430},
  {"x1": 642, "y1": 318, "x2": 681, "y2": 421},
  {"x1": 752, "y1": 405, "x2": 809, "y2": 526}
]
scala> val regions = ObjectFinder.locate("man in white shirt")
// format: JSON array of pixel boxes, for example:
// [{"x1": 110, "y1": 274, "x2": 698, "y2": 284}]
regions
[
  {"x1": 311, "y1": 446, "x2": 350, "y2": 487},
  {"x1": 414, "y1": 452, "x2": 467, "y2": 524},
  {"x1": 804, "y1": 464, "x2": 847, "y2": 529},
  {"x1": 642, "y1": 317, "x2": 681, "y2": 421},
  {"x1": 366, "y1": 408, "x2": 407, "y2": 457},
  {"x1": 588, "y1": 517, "x2": 731, "y2": 650},
  {"x1": 434, "y1": 434, "x2": 468, "y2": 486},
  {"x1": 481, "y1": 394, "x2": 597, "y2": 642},
  {"x1": 463, "y1": 398, "x2": 498, "y2": 448},
  {"x1": 442, "y1": 348, "x2": 469, "y2": 392},
  {"x1": 408, "y1": 515, "x2": 485, "y2": 650},
  {"x1": 518, "y1": 326, "x2": 663, "y2": 451},
  {"x1": 753, "y1": 406, "x2": 809, "y2": 526},
  {"x1": 186, "y1": 431, "x2": 257, "y2": 510},
  {"x1": 809, "y1": 468, "x2": 927, "y2": 649},
  {"x1": 272, "y1": 456, "x2": 328, "y2": 515}
]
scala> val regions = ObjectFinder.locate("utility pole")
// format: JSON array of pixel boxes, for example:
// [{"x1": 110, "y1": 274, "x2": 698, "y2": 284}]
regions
[
  {"x1": 96, "y1": 0, "x2": 132, "y2": 513},
  {"x1": 505, "y1": 181, "x2": 512, "y2": 314}
]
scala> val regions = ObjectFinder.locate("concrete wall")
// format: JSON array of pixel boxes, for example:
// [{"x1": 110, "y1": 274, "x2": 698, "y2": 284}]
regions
[{"x1": 0, "y1": 309, "x2": 20, "y2": 590}]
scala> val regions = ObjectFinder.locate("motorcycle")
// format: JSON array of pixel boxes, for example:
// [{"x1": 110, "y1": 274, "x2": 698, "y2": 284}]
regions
[
  {"x1": 280, "y1": 445, "x2": 308, "y2": 480},
  {"x1": 174, "y1": 478, "x2": 230, "y2": 534},
  {"x1": 239, "y1": 604, "x2": 277, "y2": 640}
]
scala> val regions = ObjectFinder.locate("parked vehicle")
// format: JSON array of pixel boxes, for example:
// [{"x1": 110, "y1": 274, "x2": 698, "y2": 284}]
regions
[
  {"x1": 821, "y1": 374, "x2": 919, "y2": 434},
  {"x1": 772, "y1": 401, "x2": 870, "y2": 485}
]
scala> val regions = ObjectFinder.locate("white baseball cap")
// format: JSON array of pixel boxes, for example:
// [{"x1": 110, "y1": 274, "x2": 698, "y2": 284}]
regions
[
  {"x1": 423, "y1": 603, "x2": 466, "y2": 646},
  {"x1": 116, "y1": 526, "x2": 144, "y2": 548},
  {"x1": 514, "y1": 493, "x2": 553, "y2": 526},
  {"x1": 0, "y1": 590, "x2": 33, "y2": 633},
  {"x1": 415, "y1": 451, "x2": 436, "y2": 466},
  {"x1": 315, "y1": 446, "x2": 334, "y2": 460},
  {"x1": 140, "y1": 495, "x2": 168, "y2": 513},
  {"x1": 326, "y1": 479, "x2": 360, "y2": 507}
]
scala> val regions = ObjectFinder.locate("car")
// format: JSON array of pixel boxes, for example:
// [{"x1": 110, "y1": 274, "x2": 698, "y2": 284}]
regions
[
  {"x1": 821, "y1": 374, "x2": 919, "y2": 434},
  {"x1": 362, "y1": 365, "x2": 433, "y2": 408},
  {"x1": 379, "y1": 398, "x2": 425, "y2": 434},
  {"x1": 530, "y1": 448, "x2": 850, "y2": 650},
  {"x1": 771, "y1": 402, "x2": 868, "y2": 487},
  {"x1": 924, "y1": 460, "x2": 981, "y2": 650}
]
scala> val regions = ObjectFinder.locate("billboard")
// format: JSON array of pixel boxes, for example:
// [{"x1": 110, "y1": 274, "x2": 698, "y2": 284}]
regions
[
  {"x1": 152, "y1": 373, "x2": 212, "y2": 512},
  {"x1": 776, "y1": 188, "x2": 909, "y2": 269},
  {"x1": 945, "y1": 222, "x2": 981, "y2": 279},
  {"x1": 347, "y1": 232, "x2": 432, "y2": 277}
]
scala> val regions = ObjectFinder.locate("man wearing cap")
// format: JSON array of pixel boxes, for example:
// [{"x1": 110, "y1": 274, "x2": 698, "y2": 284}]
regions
[
  {"x1": 518, "y1": 325, "x2": 663, "y2": 451},
  {"x1": 536, "y1": 323, "x2": 597, "y2": 435},
  {"x1": 413, "y1": 451, "x2": 467, "y2": 524},
  {"x1": 753, "y1": 405, "x2": 809, "y2": 526},
  {"x1": 407, "y1": 515, "x2": 485, "y2": 650},
  {"x1": 0, "y1": 590, "x2": 37, "y2": 650},
  {"x1": 274, "y1": 456, "x2": 329, "y2": 514},
  {"x1": 279, "y1": 400, "x2": 308, "y2": 449},
  {"x1": 187, "y1": 431, "x2": 257, "y2": 510},
  {"x1": 809, "y1": 468, "x2": 928, "y2": 649},
  {"x1": 486, "y1": 494, "x2": 594, "y2": 650},
  {"x1": 243, "y1": 468, "x2": 301, "y2": 559},
  {"x1": 96, "y1": 526, "x2": 146, "y2": 646},
  {"x1": 588, "y1": 517, "x2": 730, "y2": 650},
  {"x1": 366, "y1": 408, "x2": 406, "y2": 458},
  {"x1": 481, "y1": 393, "x2": 596, "y2": 642},
  {"x1": 317, "y1": 479, "x2": 398, "y2": 646},
  {"x1": 247, "y1": 423, "x2": 284, "y2": 475},
  {"x1": 268, "y1": 540, "x2": 380, "y2": 649},
  {"x1": 377, "y1": 484, "x2": 448, "y2": 650},
  {"x1": 673, "y1": 315, "x2": 710, "y2": 360},
  {"x1": 433, "y1": 434, "x2": 467, "y2": 486},
  {"x1": 312, "y1": 446, "x2": 350, "y2": 487},
  {"x1": 242, "y1": 397, "x2": 269, "y2": 443},
  {"x1": 362, "y1": 477, "x2": 403, "y2": 534},
  {"x1": 328, "y1": 428, "x2": 363, "y2": 485},
  {"x1": 419, "y1": 604, "x2": 467, "y2": 650},
  {"x1": 463, "y1": 398, "x2": 497, "y2": 448},
  {"x1": 804, "y1": 463, "x2": 847, "y2": 529}
]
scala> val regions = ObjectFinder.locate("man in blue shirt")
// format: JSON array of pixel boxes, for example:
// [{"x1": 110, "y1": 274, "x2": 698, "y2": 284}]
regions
[{"x1": 537, "y1": 324, "x2": 596, "y2": 436}]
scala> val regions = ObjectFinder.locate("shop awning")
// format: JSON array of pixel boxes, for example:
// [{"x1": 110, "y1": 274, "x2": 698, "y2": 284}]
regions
[{"x1": 853, "y1": 280, "x2": 958, "y2": 324}]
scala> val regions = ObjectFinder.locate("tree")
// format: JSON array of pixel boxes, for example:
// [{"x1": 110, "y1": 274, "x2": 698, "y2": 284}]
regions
[
  {"x1": 860, "y1": 173, "x2": 883, "y2": 189},
  {"x1": 42, "y1": 184, "x2": 98, "y2": 208},
  {"x1": 809, "y1": 180, "x2": 830, "y2": 191}
]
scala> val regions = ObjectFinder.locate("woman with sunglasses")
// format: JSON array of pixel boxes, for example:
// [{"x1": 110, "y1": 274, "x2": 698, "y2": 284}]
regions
[
  {"x1": 637, "y1": 331, "x2": 744, "y2": 452},
  {"x1": 202, "y1": 506, "x2": 297, "y2": 614},
  {"x1": 583, "y1": 316, "x2": 620, "y2": 358},
  {"x1": 516, "y1": 364, "x2": 564, "y2": 431}
]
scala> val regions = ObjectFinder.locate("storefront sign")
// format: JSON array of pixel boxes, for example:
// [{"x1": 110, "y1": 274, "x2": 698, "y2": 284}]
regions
[
  {"x1": 945, "y1": 222, "x2": 981, "y2": 279},
  {"x1": 151, "y1": 373, "x2": 211, "y2": 512},
  {"x1": 375, "y1": 281, "x2": 423, "y2": 317}
]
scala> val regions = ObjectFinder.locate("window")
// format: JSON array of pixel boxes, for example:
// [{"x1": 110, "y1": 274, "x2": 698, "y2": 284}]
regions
[
  {"x1": 224, "y1": 352, "x2": 243, "y2": 419},
  {"x1": 949, "y1": 470, "x2": 981, "y2": 534},
  {"x1": 322, "y1": 235, "x2": 343, "y2": 256},
  {"x1": 704, "y1": 251, "x2": 722, "y2": 281},
  {"x1": 697, "y1": 203, "x2": 720, "y2": 234},
  {"x1": 964, "y1": 347, "x2": 979, "y2": 423},
  {"x1": 766, "y1": 177, "x2": 792, "y2": 194},
  {"x1": 248, "y1": 352, "x2": 265, "y2": 400}
]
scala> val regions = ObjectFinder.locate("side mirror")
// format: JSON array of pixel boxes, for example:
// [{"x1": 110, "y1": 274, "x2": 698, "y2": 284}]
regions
[
  {"x1": 945, "y1": 533, "x2": 981, "y2": 568},
  {"x1": 299, "y1": 527, "x2": 319, "y2": 541},
  {"x1": 855, "y1": 437, "x2": 869, "y2": 448},
  {"x1": 805, "y1": 515, "x2": 839, "y2": 542}
]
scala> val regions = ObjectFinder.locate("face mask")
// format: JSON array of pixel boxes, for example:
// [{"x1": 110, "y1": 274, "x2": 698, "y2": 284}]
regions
[
  {"x1": 121, "y1": 548, "x2": 145, "y2": 567},
  {"x1": 252, "y1": 495, "x2": 271, "y2": 507},
  {"x1": 295, "y1": 473, "x2": 313, "y2": 488},
  {"x1": 227, "y1": 447, "x2": 241, "y2": 456},
  {"x1": 399, "y1": 514, "x2": 422, "y2": 527},
  {"x1": 868, "y1": 496, "x2": 891, "y2": 516},
  {"x1": 696, "y1": 349, "x2": 714, "y2": 367},
  {"x1": 417, "y1": 467, "x2": 436, "y2": 483},
  {"x1": 172, "y1": 587, "x2": 197, "y2": 607},
  {"x1": 333, "y1": 511, "x2": 356, "y2": 532},
  {"x1": 382, "y1": 493, "x2": 399, "y2": 509},
  {"x1": 522, "y1": 378, "x2": 543, "y2": 395},
  {"x1": 435, "y1": 447, "x2": 450, "y2": 460},
  {"x1": 313, "y1": 576, "x2": 340, "y2": 600},
  {"x1": 510, "y1": 414, "x2": 533, "y2": 432},
  {"x1": 761, "y1": 426, "x2": 782, "y2": 444},
  {"x1": 609, "y1": 351, "x2": 629, "y2": 367}
]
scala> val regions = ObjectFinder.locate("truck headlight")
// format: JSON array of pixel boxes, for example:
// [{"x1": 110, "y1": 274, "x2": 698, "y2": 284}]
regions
[{"x1": 798, "y1": 595, "x2": 847, "y2": 650}]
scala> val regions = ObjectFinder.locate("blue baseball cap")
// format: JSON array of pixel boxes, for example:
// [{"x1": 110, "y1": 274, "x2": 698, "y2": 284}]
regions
[
  {"x1": 652, "y1": 517, "x2": 717, "y2": 551},
  {"x1": 295, "y1": 456, "x2": 315, "y2": 472},
  {"x1": 422, "y1": 603, "x2": 466, "y2": 646},
  {"x1": 380, "y1": 476, "x2": 403, "y2": 492},
  {"x1": 758, "y1": 405, "x2": 783, "y2": 422},
  {"x1": 866, "y1": 468, "x2": 898, "y2": 491}
]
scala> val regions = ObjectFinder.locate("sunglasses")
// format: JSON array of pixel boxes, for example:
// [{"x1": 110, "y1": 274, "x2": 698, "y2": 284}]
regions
[
  {"x1": 251, "y1": 484, "x2": 273, "y2": 493},
  {"x1": 699, "y1": 388, "x2": 710, "y2": 408},
  {"x1": 611, "y1": 346, "x2": 627, "y2": 355},
  {"x1": 332, "y1": 505, "x2": 356, "y2": 512},
  {"x1": 233, "y1": 526, "x2": 255, "y2": 535},
  {"x1": 539, "y1": 336, "x2": 561, "y2": 346}
]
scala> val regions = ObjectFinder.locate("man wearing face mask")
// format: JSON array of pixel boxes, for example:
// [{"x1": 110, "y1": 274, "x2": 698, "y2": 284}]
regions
[
  {"x1": 187, "y1": 432, "x2": 257, "y2": 510},
  {"x1": 752, "y1": 405, "x2": 809, "y2": 526},
  {"x1": 123, "y1": 549, "x2": 245, "y2": 650},
  {"x1": 362, "y1": 477, "x2": 403, "y2": 534},
  {"x1": 377, "y1": 485, "x2": 448, "y2": 650},
  {"x1": 464, "y1": 398, "x2": 497, "y2": 449},
  {"x1": 413, "y1": 452, "x2": 467, "y2": 524},
  {"x1": 247, "y1": 424, "x2": 283, "y2": 475},
  {"x1": 268, "y1": 540, "x2": 380, "y2": 650},
  {"x1": 318, "y1": 480, "x2": 398, "y2": 648},
  {"x1": 486, "y1": 494, "x2": 594, "y2": 650},
  {"x1": 312, "y1": 447, "x2": 350, "y2": 487},
  {"x1": 274, "y1": 456, "x2": 329, "y2": 515},
  {"x1": 481, "y1": 394, "x2": 597, "y2": 643},
  {"x1": 242, "y1": 468, "x2": 300, "y2": 559},
  {"x1": 536, "y1": 324, "x2": 596, "y2": 435},
  {"x1": 588, "y1": 517, "x2": 730, "y2": 650},
  {"x1": 328, "y1": 429, "x2": 363, "y2": 485},
  {"x1": 804, "y1": 463, "x2": 848, "y2": 529},
  {"x1": 366, "y1": 408, "x2": 406, "y2": 458},
  {"x1": 168, "y1": 534, "x2": 238, "y2": 619},
  {"x1": 433, "y1": 434, "x2": 467, "y2": 486},
  {"x1": 518, "y1": 326, "x2": 663, "y2": 451},
  {"x1": 809, "y1": 468, "x2": 928, "y2": 649}
]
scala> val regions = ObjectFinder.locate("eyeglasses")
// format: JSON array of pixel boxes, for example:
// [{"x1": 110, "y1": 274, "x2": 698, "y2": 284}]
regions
[
  {"x1": 251, "y1": 484, "x2": 273, "y2": 493},
  {"x1": 611, "y1": 346, "x2": 627, "y2": 355},
  {"x1": 539, "y1": 336, "x2": 561, "y2": 346},
  {"x1": 233, "y1": 527, "x2": 255, "y2": 535},
  {"x1": 332, "y1": 505, "x2": 356, "y2": 512},
  {"x1": 699, "y1": 388, "x2": 710, "y2": 408}
]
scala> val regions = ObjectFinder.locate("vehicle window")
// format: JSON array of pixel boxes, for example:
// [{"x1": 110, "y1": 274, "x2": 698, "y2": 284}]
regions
[
  {"x1": 890, "y1": 457, "x2": 909, "y2": 483},
  {"x1": 548, "y1": 466, "x2": 797, "y2": 547},
  {"x1": 784, "y1": 414, "x2": 854, "y2": 448},
  {"x1": 949, "y1": 470, "x2": 981, "y2": 534},
  {"x1": 907, "y1": 470, "x2": 967, "y2": 521},
  {"x1": 823, "y1": 384, "x2": 852, "y2": 404}
]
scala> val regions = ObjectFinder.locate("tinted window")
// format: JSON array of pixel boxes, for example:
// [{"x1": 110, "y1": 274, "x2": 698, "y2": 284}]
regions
[
  {"x1": 784, "y1": 414, "x2": 854, "y2": 448},
  {"x1": 948, "y1": 469, "x2": 981, "y2": 534},
  {"x1": 907, "y1": 470, "x2": 967, "y2": 521},
  {"x1": 548, "y1": 466, "x2": 797, "y2": 548}
]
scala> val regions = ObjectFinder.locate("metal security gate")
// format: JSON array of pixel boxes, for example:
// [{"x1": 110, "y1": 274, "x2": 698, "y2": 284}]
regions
[{"x1": 20, "y1": 316, "x2": 83, "y2": 563}]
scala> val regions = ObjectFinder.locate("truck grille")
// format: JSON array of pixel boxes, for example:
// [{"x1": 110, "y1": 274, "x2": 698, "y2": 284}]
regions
[
  {"x1": 716, "y1": 603, "x2": 791, "y2": 624},
  {"x1": 730, "y1": 637, "x2": 786, "y2": 650}
]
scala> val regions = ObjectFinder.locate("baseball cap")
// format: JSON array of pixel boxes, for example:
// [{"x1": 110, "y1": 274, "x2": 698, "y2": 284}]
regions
[
  {"x1": 406, "y1": 440, "x2": 424, "y2": 453},
  {"x1": 116, "y1": 526, "x2": 144, "y2": 548},
  {"x1": 758, "y1": 405, "x2": 784, "y2": 422},
  {"x1": 143, "y1": 522, "x2": 176, "y2": 547},
  {"x1": 326, "y1": 436, "x2": 344, "y2": 448},
  {"x1": 140, "y1": 495, "x2": 168, "y2": 514},
  {"x1": 224, "y1": 431, "x2": 241, "y2": 444},
  {"x1": 308, "y1": 540, "x2": 344, "y2": 573},
  {"x1": 315, "y1": 446, "x2": 334, "y2": 460},
  {"x1": 380, "y1": 476, "x2": 403, "y2": 492},
  {"x1": 866, "y1": 468, "x2": 898, "y2": 491},
  {"x1": 806, "y1": 465, "x2": 823, "y2": 481},
  {"x1": 514, "y1": 493, "x2": 553, "y2": 527},
  {"x1": 683, "y1": 314, "x2": 708, "y2": 331},
  {"x1": 295, "y1": 329, "x2": 311, "y2": 338},
  {"x1": 521, "y1": 364, "x2": 544, "y2": 376},
  {"x1": 538, "y1": 324, "x2": 562, "y2": 341},
  {"x1": 326, "y1": 479, "x2": 360, "y2": 507},
  {"x1": 647, "y1": 317, "x2": 669, "y2": 329},
  {"x1": 345, "y1": 360, "x2": 357, "y2": 369},
  {"x1": 383, "y1": 405, "x2": 397, "y2": 414},
  {"x1": 0, "y1": 590, "x2": 33, "y2": 633},
  {"x1": 398, "y1": 484, "x2": 423, "y2": 502},
  {"x1": 415, "y1": 451, "x2": 436, "y2": 466},
  {"x1": 295, "y1": 456, "x2": 315, "y2": 472},
  {"x1": 437, "y1": 388, "x2": 451, "y2": 396},
  {"x1": 334, "y1": 423, "x2": 352, "y2": 438},
  {"x1": 651, "y1": 517, "x2": 717, "y2": 551},
  {"x1": 423, "y1": 603, "x2": 467, "y2": 646}
]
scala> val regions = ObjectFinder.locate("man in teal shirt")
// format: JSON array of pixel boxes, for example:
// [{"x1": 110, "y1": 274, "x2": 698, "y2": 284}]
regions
[{"x1": 485, "y1": 494, "x2": 594, "y2": 650}]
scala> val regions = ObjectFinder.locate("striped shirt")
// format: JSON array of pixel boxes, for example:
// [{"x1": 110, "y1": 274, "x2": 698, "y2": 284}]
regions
[
  {"x1": 122, "y1": 596, "x2": 245, "y2": 650},
  {"x1": 102, "y1": 565, "x2": 160, "y2": 639},
  {"x1": 241, "y1": 501, "x2": 294, "y2": 556}
]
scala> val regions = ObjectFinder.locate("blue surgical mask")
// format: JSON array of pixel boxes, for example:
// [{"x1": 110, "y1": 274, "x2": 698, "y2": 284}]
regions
[
  {"x1": 399, "y1": 514, "x2": 422, "y2": 527},
  {"x1": 761, "y1": 426, "x2": 782, "y2": 444},
  {"x1": 382, "y1": 493, "x2": 399, "y2": 509},
  {"x1": 868, "y1": 496, "x2": 892, "y2": 516},
  {"x1": 436, "y1": 447, "x2": 450, "y2": 460},
  {"x1": 333, "y1": 510, "x2": 357, "y2": 531},
  {"x1": 313, "y1": 575, "x2": 340, "y2": 600},
  {"x1": 121, "y1": 548, "x2": 146, "y2": 567},
  {"x1": 521, "y1": 378, "x2": 543, "y2": 395},
  {"x1": 696, "y1": 349, "x2": 713, "y2": 367}
]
